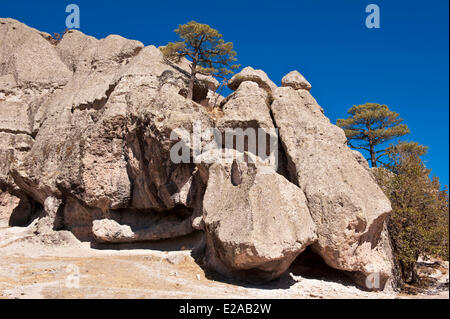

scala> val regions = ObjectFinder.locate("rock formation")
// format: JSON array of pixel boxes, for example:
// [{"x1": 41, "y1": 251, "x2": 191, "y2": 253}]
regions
[
  {"x1": 281, "y1": 70, "x2": 312, "y2": 91},
  {"x1": 270, "y1": 87, "x2": 394, "y2": 288},
  {"x1": 202, "y1": 161, "x2": 317, "y2": 281},
  {"x1": 227, "y1": 66, "x2": 277, "y2": 93},
  {"x1": 0, "y1": 18, "x2": 394, "y2": 290}
]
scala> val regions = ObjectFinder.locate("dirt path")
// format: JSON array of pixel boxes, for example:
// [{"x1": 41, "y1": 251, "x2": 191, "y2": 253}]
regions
[{"x1": 0, "y1": 226, "x2": 448, "y2": 299}]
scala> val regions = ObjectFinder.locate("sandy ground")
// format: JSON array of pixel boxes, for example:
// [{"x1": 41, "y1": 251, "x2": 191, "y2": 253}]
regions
[{"x1": 0, "y1": 223, "x2": 448, "y2": 299}]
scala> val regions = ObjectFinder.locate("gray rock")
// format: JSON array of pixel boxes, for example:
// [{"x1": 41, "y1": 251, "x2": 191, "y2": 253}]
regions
[
  {"x1": 218, "y1": 81, "x2": 274, "y2": 131},
  {"x1": 0, "y1": 18, "x2": 397, "y2": 290},
  {"x1": 270, "y1": 86, "x2": 393, "y2": 289},
  {"x1": 228, "y1": 67, "x2": 277, "y2": 93},
  {"x1": 202, "y1": 161, "x2": 317, "y2": 281},
  {"x1": 0, "y1": 18, "x2": 72, "y2": 86},
  {"x1": 281, "y1": 70, "x2": 312, "y2": 91},
  {"x1": 352, "y1": 150, "x2": 371, "y2": 172},
  {"x1": 0, "y1": 190, "x2": 19, "y2": 224}
]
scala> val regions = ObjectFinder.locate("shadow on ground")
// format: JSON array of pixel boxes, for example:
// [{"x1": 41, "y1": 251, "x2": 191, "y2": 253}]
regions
[
  {"x1": 90, "y1": 231, "x2": 203, "y2": 251},
  {"x1": 89, "y1": 232, "x2": 359, "y2": 291}
]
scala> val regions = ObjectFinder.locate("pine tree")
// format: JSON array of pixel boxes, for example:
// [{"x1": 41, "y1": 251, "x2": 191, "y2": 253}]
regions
[
  {"x1": 373, "y1": 141, "x2": 449, "y2": 284},
  {"x1": 161, "y1": 21, "x2": 240, "y2": 101},
  {"x1": 337, "y1": 103, "x2": 410, "y2": 167},
  {"x1": 385, "y1": 141, "x2": 428, "y2": 171}
]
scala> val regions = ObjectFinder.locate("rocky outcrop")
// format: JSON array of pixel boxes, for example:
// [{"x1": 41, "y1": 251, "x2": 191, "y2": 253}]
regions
[
  {"x1": 202, "y1": 161, "x2": 316, "y2": 281},
  {"x1": 1, "y1": 18, "x2": 214, "y2": 241},
  {"x1": 0, "y1": 18, "x2": 394, "y2": 290},
  {"x1": 0, "y1": 19, "x2": 72, "y2": 86},
  {"x1": 0, "y1": 190, "x2": 18, "y2": 224},
  {"x1": 270, "y1": 86, "x2": 393, "y2": 289},
  {"x1": 228, "y1": 66, "x2": 277, "y2": 93},
  {"x1": 92, "y1": 213, "x2": 193, "y2": 243},
  {"x1": 352, "y1": 150, "x2": 372, "y2": 173},
  {"x1": 218, "y1": 81, "x2": 273, "y2": 131},
  {"x1": 281, "y1": 70, "x2": 312, "y2": 91}
]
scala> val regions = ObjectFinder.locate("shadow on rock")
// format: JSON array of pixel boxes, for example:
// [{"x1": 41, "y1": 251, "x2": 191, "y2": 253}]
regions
[
  {"x1": 90, "y1": 231, "x2": 204, "y2": 252},
  {"x1": 189, "y1": 236, "x2": 297, "y2": 290}
]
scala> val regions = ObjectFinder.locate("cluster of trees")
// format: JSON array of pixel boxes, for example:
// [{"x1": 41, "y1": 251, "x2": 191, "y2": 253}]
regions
[{"x1": 338, "y1": 103, "x2": 449, "y2": 285}]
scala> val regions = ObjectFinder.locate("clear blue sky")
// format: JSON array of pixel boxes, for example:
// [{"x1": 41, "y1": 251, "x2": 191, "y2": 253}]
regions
[{"x1": 2, "y1": 0, "x2": 449, "y2": 186}]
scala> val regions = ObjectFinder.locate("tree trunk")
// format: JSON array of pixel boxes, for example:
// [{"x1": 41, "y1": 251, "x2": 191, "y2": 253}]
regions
[
  {"x1": 188, "y1": 54, "x2": 198, "y2": 101},
  {"x1": 369, "y1": 142, "x2": 377, "y2": 167},
  {"x1": 188, "y1": 72, "x2": 195, "y2": 101}
]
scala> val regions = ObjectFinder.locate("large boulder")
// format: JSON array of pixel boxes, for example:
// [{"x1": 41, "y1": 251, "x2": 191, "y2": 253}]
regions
[
  {"x1": 270, "y1": 86, "x2": 393, "y2": 289},
  {"x1": 202, "y1": 161, "x2": 317, "y2": 281},
  {"x1": 281, "y1": 70, "x2": 312, "y2": 91},
  {"x1": 228, "y1": 66, "x2": 277, "y2": 93},
  {"x1": 218, "y1": 81, "x2": 273, "y2": 131},
  {"x1": 0, "y1": 189, "x2": 35, "y2": 227},
  {"x1": 92, "y1": 212, "x2": 193, "y2": 243},
  {"x1": 0, "y1": 190, "x2": 19, "y2": 225},
  {"x1": 0, "y1": 18, "x2": 72, "y2": 86},
  {"x1": 197, "y1": 73, "x2": 220, "y2": 91},
  {"x1": 2, "y1": 18, "x2": 213, "y2": 242},
  {"x1": 217, "y1": 81, "x2": 283, "y2": 173}
]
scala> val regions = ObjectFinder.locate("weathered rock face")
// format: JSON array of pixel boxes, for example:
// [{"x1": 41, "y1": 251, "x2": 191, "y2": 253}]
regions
[
  {"x1": 0, "y1": 18, "x2": 394, "y2": 289},
  {"x1": 218, "y1": 81, "x2": 273, "y2": 131},
  {"x1": 0, "y1": 132, "x2": 33, "y2": 192},
  {"x1": 0, "y1": 19, "x2": 72, "y2": 86},
  {"x1": 202, "y1": 161, "x2": 317, "y2": 281},
  {"x1": 228, "y1": 66, "x2": 277, "y2": 93},
  {"x1": 0, "y1": 190, "x2": 35, "y2": 227},
  {"x1": 281, "y1": 70, "x2": 312, "y2": 91},
  {"x1": 0, "y1": 190, "x2": 18, "y2": 224},
  {"x1": 270, "y1": 86, "x2": 393, "y2": 289},
  {"x1": 2, "y1": 19, "x2": 214, "y2": 242}
]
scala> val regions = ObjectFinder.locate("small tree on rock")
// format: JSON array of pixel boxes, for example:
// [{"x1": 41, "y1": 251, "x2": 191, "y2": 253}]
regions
[
  {"x1": 337, "y1": 103, "x2": 410, "y2": 167},
  {"x1": 161, "y1": 21, "x2": 240, "y2": 101}
]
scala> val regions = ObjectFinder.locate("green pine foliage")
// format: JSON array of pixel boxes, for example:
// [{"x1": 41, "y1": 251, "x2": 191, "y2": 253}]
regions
[
  {"x1": 373, "y1": 141, "x2": 449, "y2": 284},
  {"x1": 161, "y1": 21, "x2": 240, "y2": 100},
  {"x1": 337, "y1": 103, "x2": 410, "y2": 167}
]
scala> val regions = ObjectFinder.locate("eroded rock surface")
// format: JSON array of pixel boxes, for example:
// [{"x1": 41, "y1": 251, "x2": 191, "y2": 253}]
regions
[
  {"x1": 0, "y1": 19, "x2": 395, "y2": 289},
  {"x1": 228, "y1": 66, "x2": 277, "y2": 93},
  {"x1": 281, "y1": 70, "x2": 312, "y2": 91},
  {"x1": 0, "y1": 190, "x2": 18, "y2": 224},
  {"x1": 202, "y1": 161, "x2": 317, "y2": 281},
  {"x1": 270, "y1": 85, "x2": 393, "y2": 289}
]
